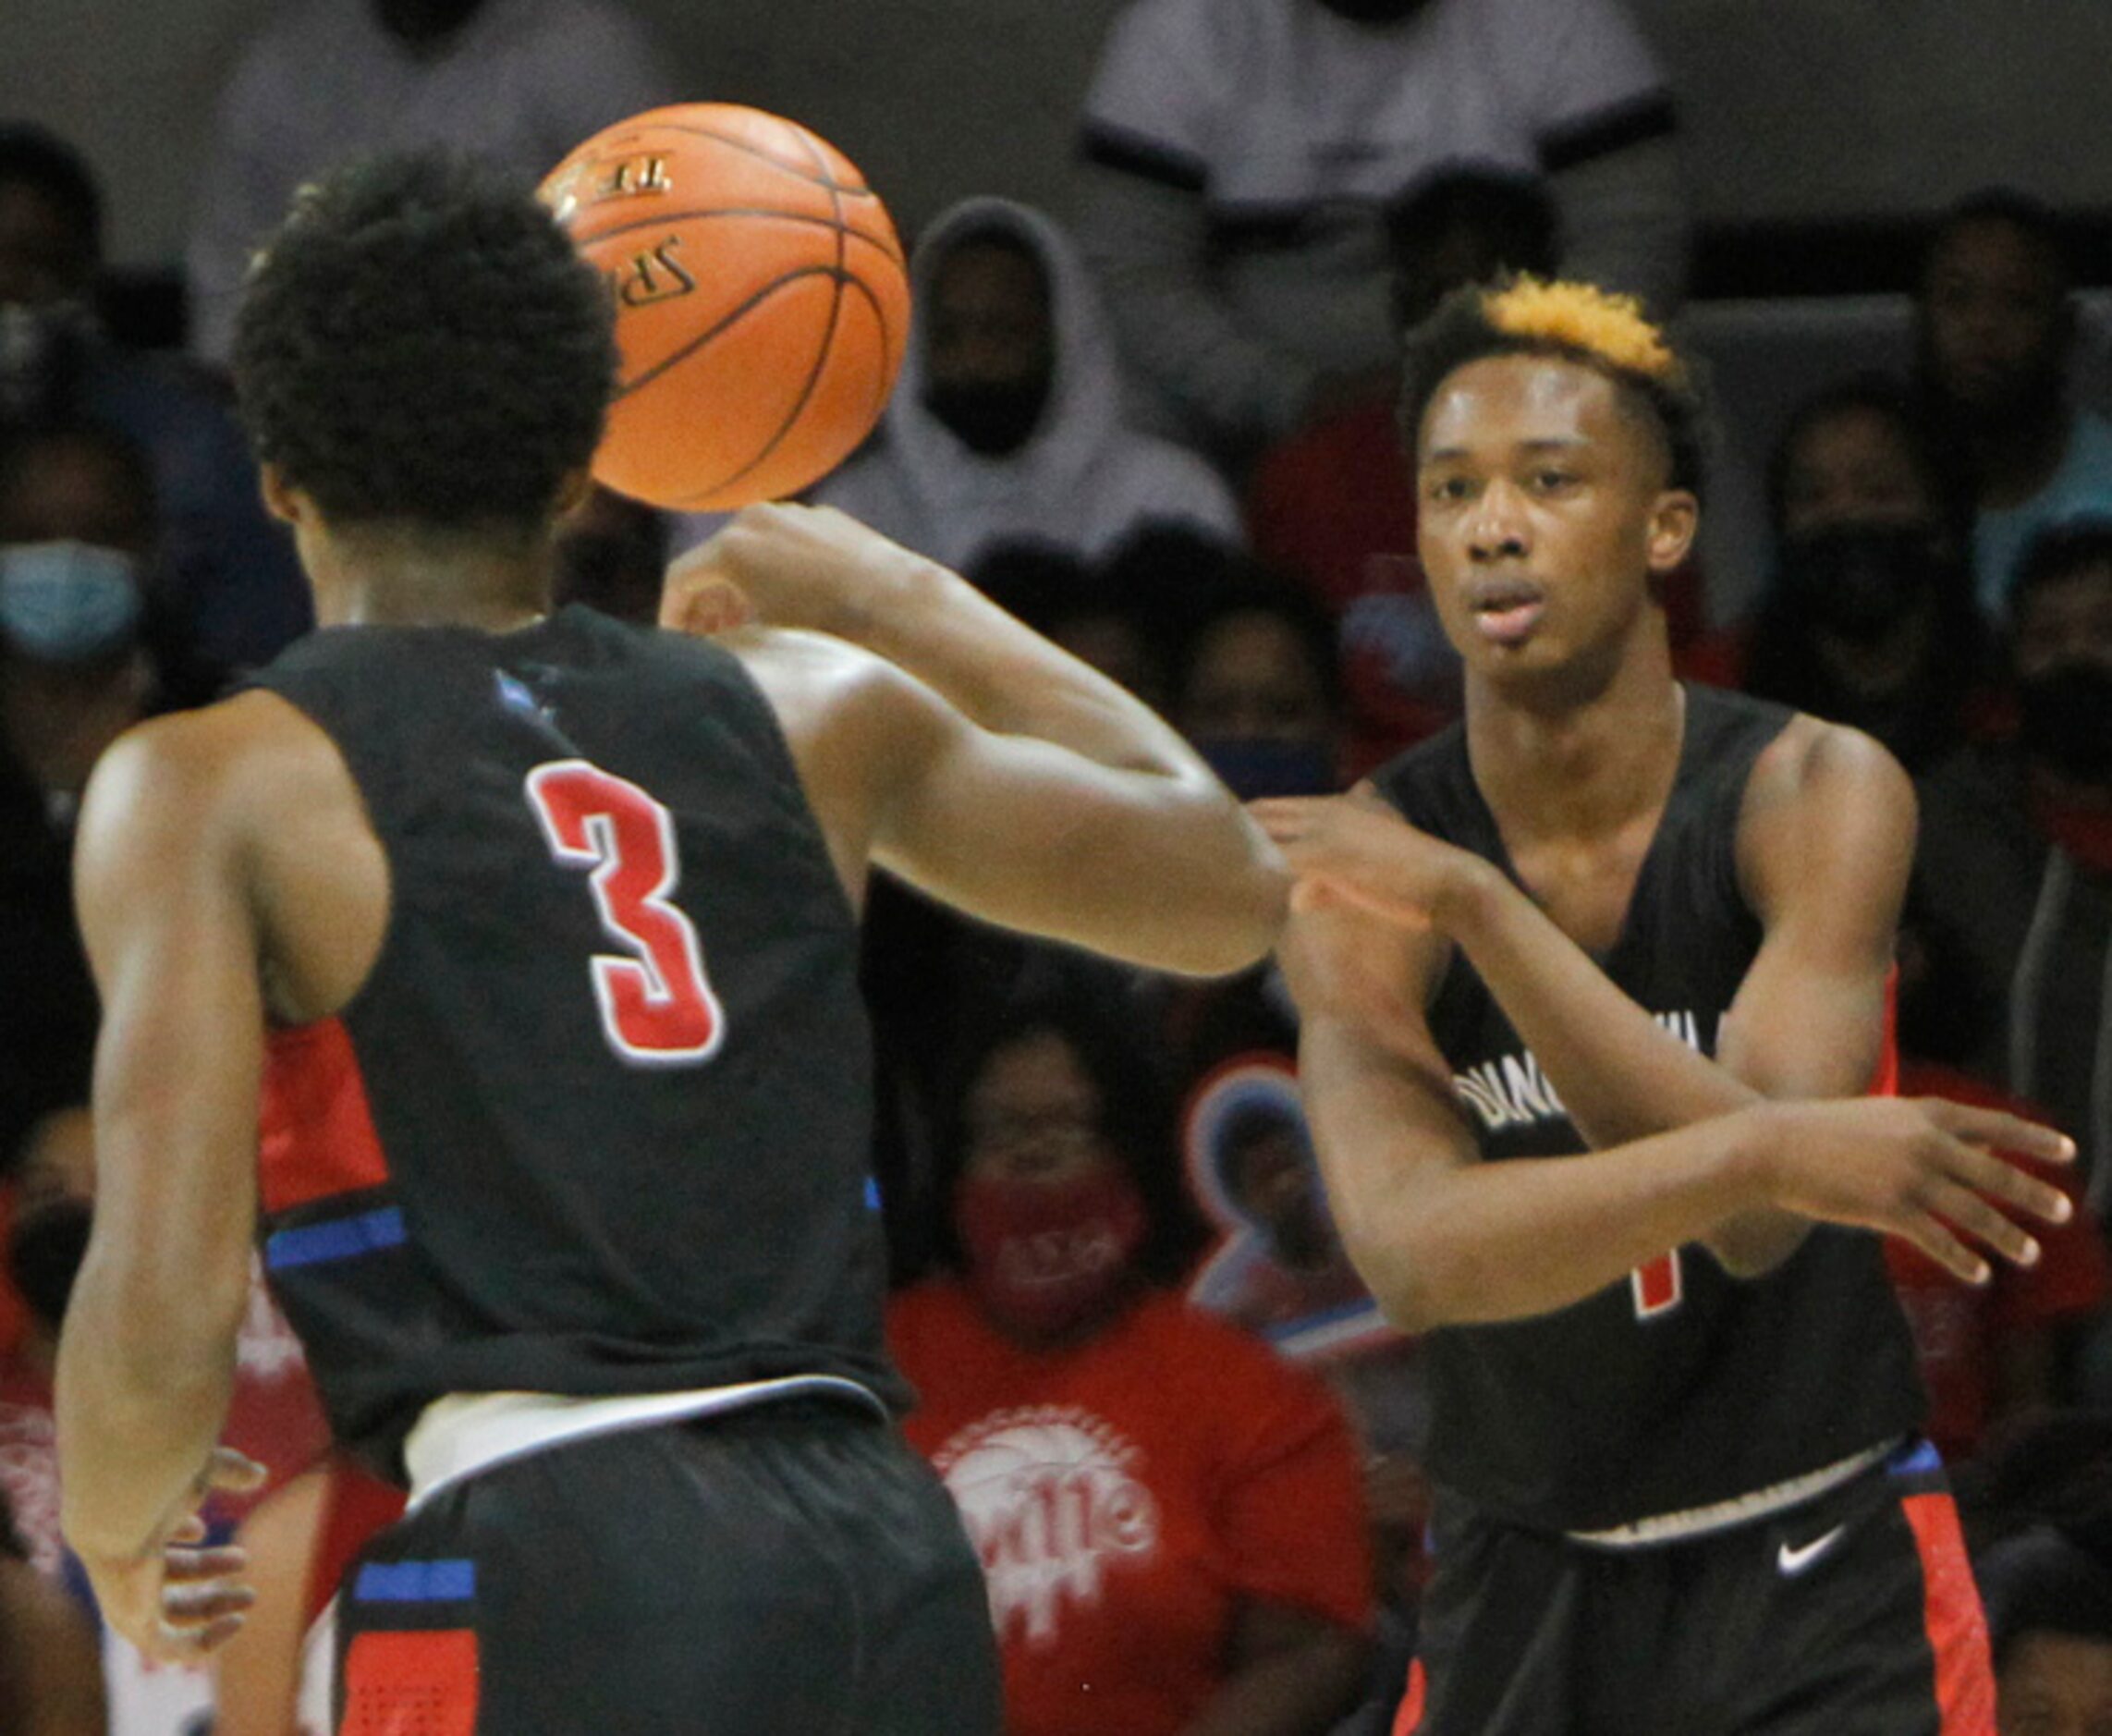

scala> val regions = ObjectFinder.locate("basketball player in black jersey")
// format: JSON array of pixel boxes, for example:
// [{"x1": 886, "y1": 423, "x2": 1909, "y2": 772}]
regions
[
  {"x1": 1252, "y1": 279, "x2": 2076, "y2": 1733},
  {"x1": 48, "y1": 154, "x2": 1287, "y2": 1731}
]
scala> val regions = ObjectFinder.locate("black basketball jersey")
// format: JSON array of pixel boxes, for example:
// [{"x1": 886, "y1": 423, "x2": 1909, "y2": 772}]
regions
[
  {"x1": 245, "y1": 605, "x2": 903, "y2": 1480},
  {"x1": 1370, "y1": 685, "x2": 1924, "y2": 1534}
]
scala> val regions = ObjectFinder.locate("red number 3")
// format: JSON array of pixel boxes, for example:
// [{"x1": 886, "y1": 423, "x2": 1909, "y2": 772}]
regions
[{"x1": 526, "y1": 759, "x2": 726, "y2": 1065}]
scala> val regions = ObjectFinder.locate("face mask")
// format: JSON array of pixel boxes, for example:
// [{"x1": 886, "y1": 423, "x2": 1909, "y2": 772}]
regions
[
  {"x1": 1776, "y1": 524, "x2": 1935, "y2": 645},
  {"x1": 924, "y1": 378, "x2": 1050, "y2": 458},
  {"x1": 0, "y1": 300, "x2": 95, "y2": 424},
  {"x1": 6, "y1": 1199, "x2": 92, "y2": 1336},
  {"x1": 955, "y1": 1168, "x2": 1147, "y2": 1339},
  {"x1": 1313, "y1": 0, "x2": 1433, "y2": 23},
  {"x1": 1196, "y1": 736, "x2": 1337, "y2": 800},
  {"x1": 2017, "y1": 662, "x2": 2112, "y2": 784},
  {"x1": 0, "y1": 541, "x2": 143, "y2": 663},
  {"x1": 372, "y1": 0, "x2": 485, "y2": 45}
]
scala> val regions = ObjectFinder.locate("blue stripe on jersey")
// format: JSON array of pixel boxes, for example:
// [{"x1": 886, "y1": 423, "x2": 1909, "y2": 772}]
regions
[
  {"x1": 1888, "y1": 1438, "x2": 1943, "y2": 1476},
  {"x1": 354, "y1": 1559, "x2": 477, "y2": 1604},
  {"x1": 864, "y1": 1176, "x2": 882, "y2": 1212},
  {"x1": 265, "y1": 1206, "x2": 408, "y2": 1271}
]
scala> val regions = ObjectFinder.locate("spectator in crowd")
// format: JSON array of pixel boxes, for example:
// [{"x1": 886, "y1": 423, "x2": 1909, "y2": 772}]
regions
[
  {"x1": 1171, "y1": 574, "x2": 1346, "y2": 801},
  {"x1": 887, "y1": 987, "x2": 1373, "y2": 1736},
  {"x1": 813, "y1": 197, "x2": 1241, "y2": 573},
  {"x1": 0, "y1": 125, "x2": 309, "y2": 691},
  {"x1": 971, "y1": 540, "x2": 1175, "y2": 712},
  {"x1": 0, "y1": 424, "x2": 156, "y2": 1182},
  {"x1": 1911, "y1": 189, "x2": 2112, "y2": 616},
  {"x1": 1247, "y1": 170, "x2": 1559, "y2": 770},
  {"x1": 551, "y1": 482, "x2": 669, "y2": 626},
  {"x1": 184, "y1": 0, "x2": 672, "y2": 367},
  {"x1": 1075, "y1": 0, "x2": 1687, "y2": 466},
  {"x1": 0, "y1": 1485, "x2": 103, "y2": 1736},
  {"x1": 1908, "y1": 523, "x2": 2112, "y2": 1376},
  {"x1": 1737, "y1": 374, "x2": 1997, "y2": 772}
]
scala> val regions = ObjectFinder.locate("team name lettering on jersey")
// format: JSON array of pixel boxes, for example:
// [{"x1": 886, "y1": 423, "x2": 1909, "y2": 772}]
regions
[{"x1": 1451, "y1": 1009, "x2": 1707, "y2": 1133}]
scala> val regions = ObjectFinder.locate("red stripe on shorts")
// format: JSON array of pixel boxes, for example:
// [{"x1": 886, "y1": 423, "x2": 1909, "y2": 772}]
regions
[
  {"x1": 341, "y1": 1628, "x2": 480, "y2": 1736},
  {"x1": 1901, "y1": 1490, "x2": 1996, "y2": 1734},
  {"x1": 1391, "y1": 1658, "x2": 1428, "y2": 1735}
]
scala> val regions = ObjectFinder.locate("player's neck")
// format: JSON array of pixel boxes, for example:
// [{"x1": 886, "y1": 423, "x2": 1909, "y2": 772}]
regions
[
  {"x1": 1464, "y1": 638, "x2": 1685, "y2": 845},
  {"x1": 309, "y1": 522, "x2": 553, "y2": 632}
]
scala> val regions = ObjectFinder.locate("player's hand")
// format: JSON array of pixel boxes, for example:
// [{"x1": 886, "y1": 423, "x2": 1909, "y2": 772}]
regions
[
  {"x1": 660, "y1": 502, "x2": 926, "y2": 642},
  {"x1": 79, "y1": 1447, "x2": 266, "y2": 1664},
  {"x1": 1276, "y1": 887, "x2": 1426, "y2": 1045},
  {"x1": 1749, "y1": 1096, "x2": 2077, "y2": 1286},
  {"x1": 1251, "y1": 790, "x2": 1489, "y2": 932}
]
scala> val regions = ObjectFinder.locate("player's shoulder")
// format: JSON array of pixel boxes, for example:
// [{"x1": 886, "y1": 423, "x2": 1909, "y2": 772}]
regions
[{"x1": 1744, "y1": 708, "x2": 1913, "y2": 824}]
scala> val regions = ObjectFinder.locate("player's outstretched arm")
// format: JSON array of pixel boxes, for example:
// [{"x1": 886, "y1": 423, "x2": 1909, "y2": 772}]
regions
[
  {"x1": 672, "y1": 505, "x2": 1288, "y2": 975},
  {"x1": 1259, "y1": 721, "x2": 1923, "y2": 1276},
  {"x1": 57, "y1": 714, "x2": 268, "y2": 1662},
  {"x1": 1283, "y1": 899, "x2": 2076, "y2": 1329}
]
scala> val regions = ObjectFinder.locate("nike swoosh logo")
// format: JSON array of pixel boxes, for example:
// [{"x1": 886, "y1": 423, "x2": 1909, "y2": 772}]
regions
[{"x1": 1776, "y1": 1524, "x2": 1848, "y2": 1576}]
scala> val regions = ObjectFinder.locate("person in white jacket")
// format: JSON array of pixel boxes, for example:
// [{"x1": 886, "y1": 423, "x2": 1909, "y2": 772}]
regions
[{"x1": 812, "y1": 197, "x2": 1243, "y2": 577}]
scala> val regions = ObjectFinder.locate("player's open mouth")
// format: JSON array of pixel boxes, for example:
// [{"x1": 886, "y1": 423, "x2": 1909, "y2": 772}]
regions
[{"x1": 1467, "y1": 580, "x2": 1546, "y2": 647}]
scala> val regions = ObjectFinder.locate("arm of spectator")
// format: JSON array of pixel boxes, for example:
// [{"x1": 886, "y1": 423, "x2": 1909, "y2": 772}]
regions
[
  {"x1": 671, "y1": 504, "x2": 1288, "y2": 974},
  {"x1": 1548, "y1": 132, "x2": 1689, "y2": 317},
  {"x1": 56, "y1": 714, "x2": 267, "y2": 1657},
  {"x1": 1074, "y1": 157, "x2": 1318, "y2": 447},
  {"x1": 213, "y1": 1466, "x2": 332, "y2": 1736},
  {"x1": 1176, "y1": 1337, "x2": 1373, "y2": 1736}
]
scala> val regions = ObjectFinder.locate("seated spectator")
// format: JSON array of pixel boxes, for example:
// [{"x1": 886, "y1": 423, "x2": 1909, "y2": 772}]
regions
[
  {"x1": 0, "y1": 125, "x2": 310, "y2": 691},
  {"x1": 1172, "y1": 573, "x2": 1346, "y2": 799},
  {"x1": 1910, "y1": 189, "x2": 2112, "y2": 616},
  {"x1": 0, "y1": 1485, "x2": 103, "y2": 1735},
  {"x1": 551, "y1": 482, "x2": 668, "y2": 626},
  {"x1": 888, "y1": 987, "x2": 1373, "y2": 1736},
  {"x1": 184, "y1": 0, "x2": 672, "y2": 366},
  {"x1": 971, "y1": 540, "x2": 1174, "y2": 711},
  {"x1": 0, "y1": 424, "x2": 158, "y2": 1181},
  {"x1": 1247, "y1": 169, "x2": 1557, "y2": 770},
  {"x1": 1736, "y1": 374, "x2": 1998, "y2": 771},
  {"x1": 1075, "y1": 0, "x2": 1687, "y2": 466},
  {"x1": 1907, "y1": 522, "x2": 2112, "y2": 1293},
  {"x1": 812, "y1": 197, "x2": 1241, "y2": 572}
]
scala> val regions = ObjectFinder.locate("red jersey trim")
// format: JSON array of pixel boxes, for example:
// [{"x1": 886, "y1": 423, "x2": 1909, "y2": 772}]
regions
[
  {"x1": 1901, "y1": 1491, "x2": 1997, "y2": 1734},
  {"x1": 259, "y1": 1018, "x2": 392, "y2": 1215}
]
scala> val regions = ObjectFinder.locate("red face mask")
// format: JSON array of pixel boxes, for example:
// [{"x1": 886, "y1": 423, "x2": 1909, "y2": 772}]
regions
[{"x1": 955, "y1": 1168, "x2": 1149, "y2": 1339}]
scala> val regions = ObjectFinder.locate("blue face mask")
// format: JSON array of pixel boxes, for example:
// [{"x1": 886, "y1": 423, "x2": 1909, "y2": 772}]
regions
[
  {"x1": 0, "y1": 541, "x2": 143, "y2": 664},
  {"x1": 1195, "y1": 736, "x2": 1337, "y2": 801}
]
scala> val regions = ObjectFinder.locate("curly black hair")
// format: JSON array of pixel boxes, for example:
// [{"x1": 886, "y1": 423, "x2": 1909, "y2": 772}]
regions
[
  {"x1": 1398, "y1": 275, "x2": 1711, "y2": 500},
  {"x1": 231, "y1": 151, "x2": 617, "y2": 529}
]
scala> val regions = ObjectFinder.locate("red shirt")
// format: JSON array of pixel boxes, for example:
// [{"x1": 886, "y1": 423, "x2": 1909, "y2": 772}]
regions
[
  {"x1": 889, "y1": 1280, "x2": 1372, "y2": 1736},
  {"x1": 1884, "y1": 1061, "x2": 2108, "y2": 1460}
]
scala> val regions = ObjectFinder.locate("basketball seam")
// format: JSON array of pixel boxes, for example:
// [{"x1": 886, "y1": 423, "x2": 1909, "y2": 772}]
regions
[
  {"x1": 674, "y1": 124, "x2": 851, "y2": 504},
  {"x1": 568, "y1": 207, "x2": 906, "y2": 270},
  {"x1": 610, "y1": 267, "x2": 844, "y2": 402}
]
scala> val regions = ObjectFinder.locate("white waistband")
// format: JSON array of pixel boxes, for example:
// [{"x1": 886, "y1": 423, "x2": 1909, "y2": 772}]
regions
[
  {"x1": 402, "y1": 1375, "x2": 886, "y2": 1512},
  {"x1": 1565, "y1": 1437, "x2": 1900, "y2": 1548}
]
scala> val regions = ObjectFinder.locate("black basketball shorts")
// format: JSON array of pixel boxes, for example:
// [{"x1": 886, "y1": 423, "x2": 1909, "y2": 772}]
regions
[
  {"x1": 332, "y1": 1396, "x2": 1002, "y2": 1735},
  {"x1": 1394, "y1": 1440, "x2": 1994, "y2": 1735}
]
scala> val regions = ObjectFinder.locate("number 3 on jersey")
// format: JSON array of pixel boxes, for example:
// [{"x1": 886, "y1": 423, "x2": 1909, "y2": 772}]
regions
[{"x1": 526, "y1": 759, "x2": 726, "y2": 1066}]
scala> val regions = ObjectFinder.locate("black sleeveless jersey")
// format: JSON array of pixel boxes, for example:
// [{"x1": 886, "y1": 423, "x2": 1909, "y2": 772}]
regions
[
  {"x1": 1370, "y1": 686, "x2": 1924, "y2": 1534},
  {"x1": 245, "y1": 606, "x2": 903, "y2": 1481}
]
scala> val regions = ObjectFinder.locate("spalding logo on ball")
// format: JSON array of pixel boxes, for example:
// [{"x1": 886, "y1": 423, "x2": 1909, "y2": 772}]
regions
[{"x1": 540, "y1": 104, "x2": 910, "y2": 511}]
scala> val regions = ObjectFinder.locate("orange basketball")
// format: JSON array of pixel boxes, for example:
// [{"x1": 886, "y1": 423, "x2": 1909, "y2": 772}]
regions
[{"x1": 539, "y1": 104, "x2": 910, "y2": 511}]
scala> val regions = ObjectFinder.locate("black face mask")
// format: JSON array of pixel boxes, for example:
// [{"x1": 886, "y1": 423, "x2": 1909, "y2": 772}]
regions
[
  {"x1": 1312, "y1": 0, "x2": 1433, "y2": 23},
  {"x1": 2017, "y1": 662, "x2": 2112, "y2": 785},
  {"x1": 1776, "y1": 524, "x2": 1937, "y2": 646},
  {"x1": 924, "y1": 378, "x2": 1050, "y2": 458},
  {"x1": 372, "y1": 0, "x2": 484, "y2": 46},
  {"x1": 6, "y1": 1198, "x2": 92, "y2": 1335}
]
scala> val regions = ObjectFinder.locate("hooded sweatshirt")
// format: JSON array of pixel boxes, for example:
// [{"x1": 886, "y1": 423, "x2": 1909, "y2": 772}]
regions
[{"x1": 812, "y1": 197, "x2": 1241, "y2": 574}]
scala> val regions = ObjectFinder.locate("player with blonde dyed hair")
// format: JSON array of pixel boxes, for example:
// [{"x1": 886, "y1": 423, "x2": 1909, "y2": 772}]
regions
[{"x1": 1252, "y1": 278, "x2": 2071, "y2": 1731}]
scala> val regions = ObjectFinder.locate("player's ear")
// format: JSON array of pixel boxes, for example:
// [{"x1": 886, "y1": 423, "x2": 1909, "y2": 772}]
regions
[
  {"x1": 258, "y1": 464, "x2": 311, "y2": 527},
  {"x1": 551, "y1": 468, "x2": 594, "y2": 520},
  {"x1": 1644, "y1": 489, "x2": 1699, "y2": 577}
]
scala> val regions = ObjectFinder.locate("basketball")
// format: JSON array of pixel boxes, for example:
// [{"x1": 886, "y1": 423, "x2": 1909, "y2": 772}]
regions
[{"x1": 539, "y1": 104, "x2": 910, "y2": 511}]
